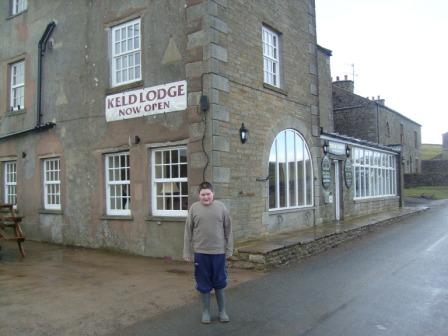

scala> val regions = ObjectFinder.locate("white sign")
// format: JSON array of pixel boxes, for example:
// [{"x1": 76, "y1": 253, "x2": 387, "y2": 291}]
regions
[
  {"x1": 105, "y1": 80, "x2": 187, "y2": 122},
  {"x1": 329, "y1": 141, "x2": 346, "y2": 156}
]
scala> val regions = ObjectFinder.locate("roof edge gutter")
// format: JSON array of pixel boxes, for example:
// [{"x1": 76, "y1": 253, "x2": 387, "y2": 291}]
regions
[
  {"x1": 0, "y1": 122, "x2": 56, "y2": 142},
  {"x1": 37, "y1": 21, "x2": 56, "y2": 127}
]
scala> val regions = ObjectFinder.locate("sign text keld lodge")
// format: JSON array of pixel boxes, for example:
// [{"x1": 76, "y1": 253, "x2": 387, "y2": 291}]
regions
[{"x1": 105, "y1": 80, "x2": 187, "y2": 122}]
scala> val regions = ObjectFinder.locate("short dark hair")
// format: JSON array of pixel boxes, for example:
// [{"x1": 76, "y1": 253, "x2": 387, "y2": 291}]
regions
[{"x1": 198, "y1": 181, "x2": 213, "y2": 192}]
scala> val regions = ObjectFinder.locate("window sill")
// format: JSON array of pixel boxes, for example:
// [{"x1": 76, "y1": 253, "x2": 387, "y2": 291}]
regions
[
  {"x1": 39, "y1": 209, "x2": 63, "y2": 215},
  {"x1": 263, "y1": 83, "x2": 288, "y2": 96},
  {"x1": 353, "y1": 195, "x2": 399, "y2": 203},
  {"x1": 101, "y1": 215, "x2": 134, "y2": 221},
  {"x1": 145, "y1": 215, "x2": 186, "y2": 223},
  {"x1": 6, "y1": 10, "x2": 28, "y2": 20},
  {"x1": 106, "y1": 80, "x2": 144, "y2": 95},
  {"x1": 268, "y1": 206, "x2": 315, "y2": 215},
  {"x1": 6, "y1": 109, "x2": 26, "y2": 117}
]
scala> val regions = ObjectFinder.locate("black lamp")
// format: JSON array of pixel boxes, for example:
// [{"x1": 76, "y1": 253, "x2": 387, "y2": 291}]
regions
[
  {"x1": 346, "y1": 145, "x2": 351, "y2": 158},
  {"x1": 239, "y1": 123, "x2": 249, "y2": 144},
  {"x1": 322, "y1": 141, "x2": 328, "y2": 155}
]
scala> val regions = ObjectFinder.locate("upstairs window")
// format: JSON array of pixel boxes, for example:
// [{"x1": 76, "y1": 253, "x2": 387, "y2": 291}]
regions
[
  {"x1": 10, "y1": 60, "x2": 25, "y2": 111},
  {"x1": 3, "y1": 161, "x2": 17, "y2": 206},
  {"x1": 11, "y1": 0, "x2": 27, "y2": 15},
  {"x1": 111, "y1": 18, "x2": 141, "y2": 87},
  {"x1": 262, "y1": 26, "x2": 281, "y2": 87}
]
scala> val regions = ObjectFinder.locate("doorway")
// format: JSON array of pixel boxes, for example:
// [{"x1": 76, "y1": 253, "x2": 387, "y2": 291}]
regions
[{"x1": 333, "y1": 160, "x2": 342, "y2": 221}]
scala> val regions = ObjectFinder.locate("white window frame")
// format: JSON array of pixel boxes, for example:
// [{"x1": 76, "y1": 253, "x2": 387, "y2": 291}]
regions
[
  {"x1": 151, "y1": 146, "x2": 188, "y2": 217},
  {"x1": 10, "y1": 60, "x2": 25, "y2": 111},
  {"x1": 105, "y1": 152, "x2": 131, "y2": 216},
  {"x1": 262, "y1": 25, "x2": 281, "y2": 87},
  {"x1": 43, "y1": 158, "x2": 61, "y2": 210},
  {"x1": 4, "y1": 161, "x2": 17, "y2": 206},
  {"x1": 268, "y1": 129, "x2": 314, "y2": 211},
  {"x1": 353, "y1": 148, "x2": 396, "y2": 199},
  {"x1": 110, "y1": 18, "x2": 142, "y2": 87},
  {"x1": 11, "y1": 0, "x2": 27, "y2": 15}
]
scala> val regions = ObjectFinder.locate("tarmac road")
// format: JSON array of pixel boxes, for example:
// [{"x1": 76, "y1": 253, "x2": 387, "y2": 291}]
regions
[{"x1": 109, "y1": 201, "x2": 448, "y2": 336}]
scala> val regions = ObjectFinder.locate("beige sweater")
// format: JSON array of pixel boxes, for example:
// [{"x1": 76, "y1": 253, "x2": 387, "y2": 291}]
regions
[{"x1": 183, "y1": 200, "x2": 233, "y2": 259}]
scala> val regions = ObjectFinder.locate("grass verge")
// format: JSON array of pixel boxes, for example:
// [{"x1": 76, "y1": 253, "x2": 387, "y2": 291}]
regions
[{"x1": 404, "y1": 186, "x2": 448, "y2": 200}]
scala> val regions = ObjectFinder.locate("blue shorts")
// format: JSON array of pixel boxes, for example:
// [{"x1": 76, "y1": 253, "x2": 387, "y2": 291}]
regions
[{"x1": 194, "y1": 253, "x2": 227, "y2": 293}]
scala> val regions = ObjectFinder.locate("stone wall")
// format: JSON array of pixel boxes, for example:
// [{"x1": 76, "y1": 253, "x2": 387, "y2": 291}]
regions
[
  {"x1": 404, "y1": 160, "x2": 448, "y2": 187},
  {"x1": 216, "y1": 0, "x2": 323, "y2": 240}
]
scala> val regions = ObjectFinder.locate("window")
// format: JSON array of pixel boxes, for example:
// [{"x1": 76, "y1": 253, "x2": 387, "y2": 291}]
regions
[
  {"x1": 110, "y1": 18, "x2": 141, "y2": 87},
  {"x1": 385, "y1": 122, "x2": 390, "y2": 137},
  {"x1": 414, "y1": 131, "x2": 418, "y2": 148},
  {"x1": 268, "y1": 129, "x2": 313, "y2": 210},
  {"x1": 151, "y1": 147, "x2": 188, "y2": 216},
  {"x1": 4, "y1": 161, "x2": 17, "y2": 206},
  {"x1": 10, "y1": 60, "x2": 25, "y2": 111},
  {"x1": 11, "y1": 0, "x2": 27, "y2": 15},
  {"x1": 105, "y1": 152, "x2": 130, "y2": 216},
  {"x1": 43, "y1": 158, "x2": 61, "y2": 210},
  {"x1": 262, "y1": 26, "x2": 280, "y2": 87},
  {"x1": 353, "y1": 148, "x2": 396, "y2": 199}
]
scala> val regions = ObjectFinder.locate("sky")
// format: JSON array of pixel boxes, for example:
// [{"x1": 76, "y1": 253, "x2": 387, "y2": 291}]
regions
[{"x1": 315, "y1": 0, "x2": 448, "y2": 144}]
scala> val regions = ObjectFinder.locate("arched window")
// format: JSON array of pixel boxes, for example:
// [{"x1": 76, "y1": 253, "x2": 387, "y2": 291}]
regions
[
  {"x1": 385, "y1": 122, "x2": 390, "y2": 137},
  {"x1": 268, "y1": 129, "x2": 313, "y2": 210}
]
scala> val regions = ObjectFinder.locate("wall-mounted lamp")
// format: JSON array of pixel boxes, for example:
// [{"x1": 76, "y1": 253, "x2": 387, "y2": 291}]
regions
[
  {"x1": 322, "y1": 141, "x2": 328, "y2": 155},
  {"x1": 239, "y1": 123, "x2": 249, "y2": 144},
  {"x1": 346, "y1": 145, "x2": 351, "y2": 158},
  {"x1": 200, "y1": 95, "x2": 209, "y2": 112}
]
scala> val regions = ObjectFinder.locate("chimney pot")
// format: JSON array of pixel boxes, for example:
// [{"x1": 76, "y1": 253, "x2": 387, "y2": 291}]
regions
[
  {"x1": 377, "y1": 95, "x2": 380, "y2": 100},
  {"x1": 336, "y1": 76, "x2": 340, "y2": 81},
  {"x1": 344, "y1": 75, "x2": 348, "y2": 80}
]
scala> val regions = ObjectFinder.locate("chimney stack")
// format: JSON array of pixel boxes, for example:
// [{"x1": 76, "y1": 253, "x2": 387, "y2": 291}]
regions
[{"x1": 333, "y1": 75, "x2": 354, "y2": 93}]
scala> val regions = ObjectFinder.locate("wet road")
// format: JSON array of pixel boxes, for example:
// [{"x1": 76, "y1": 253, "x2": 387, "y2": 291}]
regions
[{"x1": 110, "y1": 202, "x2": 448, "y2": 336}]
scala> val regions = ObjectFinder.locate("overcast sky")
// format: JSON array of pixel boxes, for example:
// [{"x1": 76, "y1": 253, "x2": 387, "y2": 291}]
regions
[{"x1": 315, "y1": 0, "x2": 448, "y2": 144}]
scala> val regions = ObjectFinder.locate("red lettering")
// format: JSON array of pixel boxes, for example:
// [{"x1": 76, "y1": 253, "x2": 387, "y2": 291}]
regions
[
  {"x1": 157, "y1": 88, "x2": 166, "y2": 99},
  {"x1": 128, "y1": 94, "x2": 137, "y2": 105},
  {"x1": 178, "y1": 84, "x2": 185, "y2": 96},
  {"x1": 167, "y1": 85, "x2": 177, "y2": 97},
  {"x1": 146, "y1": 90, "x2": 157, "y2": 101},
  {"x1": 107, "y1": 98, "x2": 115, "y2": 109},
  {"x1": 139, "y1": 92, "x2": 146, "y2": 103}
]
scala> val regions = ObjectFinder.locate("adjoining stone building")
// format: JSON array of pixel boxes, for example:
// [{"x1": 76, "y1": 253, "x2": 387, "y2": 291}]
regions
[
  {"x1": 1, "y1": 0, "x2": 403, "y2": 259},
  {"x1": 332, "y1": 78, "x2": 422, "y2": 173}
]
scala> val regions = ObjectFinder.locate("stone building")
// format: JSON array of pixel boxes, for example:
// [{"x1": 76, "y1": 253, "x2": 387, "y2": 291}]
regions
[
  {"x1": 332, "y1": 78, "x2": 422, "y2": 173},
  {"x1": 1, "y1": 0, "x2": 402, "y2": 259}
]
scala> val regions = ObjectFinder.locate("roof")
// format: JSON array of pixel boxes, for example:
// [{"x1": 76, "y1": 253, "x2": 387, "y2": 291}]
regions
[
  {"x1": 317, "y1": 44, "x2": 332, "y2": 56},
  {"x1": 332, "y1": 85, "x2": 422, "y2": 127},
  {"x1": 321, "y1": 131, "x2": 401, "y2": 154}
]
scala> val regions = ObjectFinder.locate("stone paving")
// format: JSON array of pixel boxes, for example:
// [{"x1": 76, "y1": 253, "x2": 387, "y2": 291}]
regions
[
  {"x1": 0, "y1": 241, "x2": 260, "y2": 336},
  {"x1": 231, "y1": 205, "x2": 430, "y2": 270}
]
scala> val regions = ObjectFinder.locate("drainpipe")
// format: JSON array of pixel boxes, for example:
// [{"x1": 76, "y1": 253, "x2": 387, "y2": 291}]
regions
[{"x1": 37, "y1": 21, "x2": 56, "y2": 127}]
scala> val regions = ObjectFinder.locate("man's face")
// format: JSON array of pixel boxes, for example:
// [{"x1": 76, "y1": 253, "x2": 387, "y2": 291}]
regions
[{"x1": 199, "y1": 188, "x2": 214, "y2": 205}]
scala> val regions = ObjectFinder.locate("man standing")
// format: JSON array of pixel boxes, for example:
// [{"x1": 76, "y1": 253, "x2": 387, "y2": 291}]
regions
[{"x1": 183, "y1": 181, "x2": 233, "y2": 324}]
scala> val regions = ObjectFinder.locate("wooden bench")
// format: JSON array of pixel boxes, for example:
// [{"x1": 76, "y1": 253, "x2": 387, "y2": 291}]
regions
[{"x1": 0, "y1": 204, "x2": 25, "y2": 257}]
